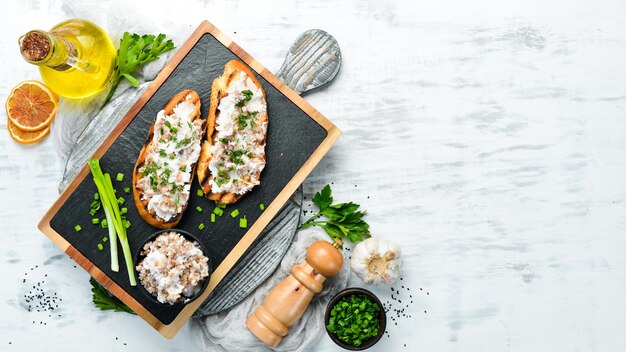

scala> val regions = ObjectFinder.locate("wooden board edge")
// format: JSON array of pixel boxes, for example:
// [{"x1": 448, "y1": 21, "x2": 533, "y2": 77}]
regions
[{"x1": 37, "y1": 19, "x2": 342, "y2": 339}]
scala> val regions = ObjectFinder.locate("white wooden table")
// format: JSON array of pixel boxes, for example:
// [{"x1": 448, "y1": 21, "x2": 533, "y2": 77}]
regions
[{"x1": 2, "y1": 0, "x2": 626, "y2": 351}]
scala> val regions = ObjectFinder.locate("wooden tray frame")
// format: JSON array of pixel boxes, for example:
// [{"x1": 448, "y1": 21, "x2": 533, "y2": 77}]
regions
[{"x1": 38, "y1": 20, "x2": 340, "y2": 338}]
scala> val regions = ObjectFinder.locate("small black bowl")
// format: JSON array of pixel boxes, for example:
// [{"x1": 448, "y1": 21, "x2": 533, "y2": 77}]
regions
[
  {"x1": 134, "y1": 228, "x2": 211, "y2": 306},
  {"x1": 324, "y1": 287, "x2": 387, "y2": 350}
]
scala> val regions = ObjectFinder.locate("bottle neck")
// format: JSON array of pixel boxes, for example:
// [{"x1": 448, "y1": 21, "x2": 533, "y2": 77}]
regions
[{"x1": 19, "y1": 30, "x2": 91, "y2": 72}]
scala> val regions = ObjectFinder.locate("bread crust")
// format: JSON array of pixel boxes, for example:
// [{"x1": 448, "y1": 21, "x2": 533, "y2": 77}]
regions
[
  {"x1": 132, "y1": 90, "x2": 204, "y2": 229},
  {"x1": 197, "y1": 60, "x2": 267, "y2": 204}
]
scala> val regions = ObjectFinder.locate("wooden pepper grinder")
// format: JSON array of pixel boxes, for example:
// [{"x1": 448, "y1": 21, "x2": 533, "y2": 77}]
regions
[{"x1": 246, "y1": 240, "x2": 344, "y2": 347}]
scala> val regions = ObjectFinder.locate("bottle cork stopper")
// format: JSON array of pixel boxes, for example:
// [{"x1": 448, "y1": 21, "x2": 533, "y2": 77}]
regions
[{"x1": 20, "y1": 31, "x2": 51, "y2": 62}]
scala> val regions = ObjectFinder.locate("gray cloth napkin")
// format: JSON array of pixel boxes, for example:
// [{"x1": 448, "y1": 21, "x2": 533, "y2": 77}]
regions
[{"x1": 189, "y1": 232, "x2": 350, "y2": 352}]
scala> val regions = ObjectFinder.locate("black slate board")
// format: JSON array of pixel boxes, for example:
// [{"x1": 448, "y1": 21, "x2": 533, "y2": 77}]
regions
[{"x1": 49, "y1": 32, "x2": 328, "y2": 324}]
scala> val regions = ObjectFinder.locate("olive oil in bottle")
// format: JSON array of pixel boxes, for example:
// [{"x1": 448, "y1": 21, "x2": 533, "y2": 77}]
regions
[{"x1": 19, "y1": 19, "x2": 116, "y2": 99}]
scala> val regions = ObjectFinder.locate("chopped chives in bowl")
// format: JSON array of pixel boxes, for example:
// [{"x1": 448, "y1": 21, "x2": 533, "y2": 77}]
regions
[{"x1": 325, "y1": 288, "x2": 385, "y2": 349}]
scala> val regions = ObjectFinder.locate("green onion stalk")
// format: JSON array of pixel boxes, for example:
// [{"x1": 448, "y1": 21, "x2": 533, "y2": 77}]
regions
[{"x1": 88, "y1": 159, "x2": 136, "y2": 286}]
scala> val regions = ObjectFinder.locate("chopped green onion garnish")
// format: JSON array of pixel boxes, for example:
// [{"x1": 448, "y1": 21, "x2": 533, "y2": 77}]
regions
[
  {"x1": 197, "y1": 189, "x2": 204, "y2": 197},
  {"x1": 97, "y1": 243, "x2": 104, "y2": 251},
  {"x1": 214, "y1": 207, "x2": 224, "y2": 216},
  {"x1": 211, "y1": 213, "x2": 216, "y2": 223},
  {"x1": 89, "y1": 209, "x2": 97, "y2": 216},
  {"x1": 117, "y1": 197, "x2": 125, "y2": 205},
  {"x1": 196, "y1": 206, "x2": 203, "y2": 213},
  {"x1": 116, "y1": 173, "x2": 124, "y2": 182},
  {"x1": 216, "y1": 202, "x2": 226, "y2": 209},
  {"x1": 74, "y1": 225, "x2": 82, "y2": 232},
  {"x1": 239, "y1": 216, "x2": 247, "y2": 229},
  {"x1": 92, "y1": 218, "x2": 100, "y2": 225},
  {"x1": 120, "y1": 207, "x2": 128, "y2": 215},
  {"x1": 94, "y1": 193, "x2": 99, "y2": 200},
  {"x1": 230, "y1": 209, "x2": 240, "y2": 218},
  {"x1": 198, "y1": 223, "x2": 205, "y2": 230},
  {"x1": 124, "y1": 187, "x2": 130, "y2": 194},
  {"x1": 259, "y1": 203, "x2": 265, "y2": 211},
  {"x1": 101, "y1": 219, "x2": 108, "y2": 229},
  {"x1": 103, "y1": 237, "x2": 108, "y2": 243},
  {"x1": 326, "y1": 292, "x2": 381, "y2": 346}
]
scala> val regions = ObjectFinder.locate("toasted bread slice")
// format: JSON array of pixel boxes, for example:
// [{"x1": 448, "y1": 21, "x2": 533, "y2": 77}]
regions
[
  {"x1": 197, "y1": 60, "x2": 268, "y2": 204},
  {"x1": 133, "y1": 90, "x2": 205, "y2": 229}
]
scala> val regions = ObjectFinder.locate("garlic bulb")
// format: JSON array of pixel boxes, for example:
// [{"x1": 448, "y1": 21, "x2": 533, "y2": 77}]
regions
[{"x1": 350, "y1": 237, "x2": 402, "y2": 285}]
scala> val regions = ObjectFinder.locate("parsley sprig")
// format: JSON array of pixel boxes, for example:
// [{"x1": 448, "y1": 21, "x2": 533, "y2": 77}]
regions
[
  {"x1": 299, "y1": 185, "x2": 371, "y2": 247},
  {"x1": 100, "y1": 32, "x2": 175, "y2": 110},
  {"x1": 90, "y1": 277, "x2": 135, "y2": 315}
]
